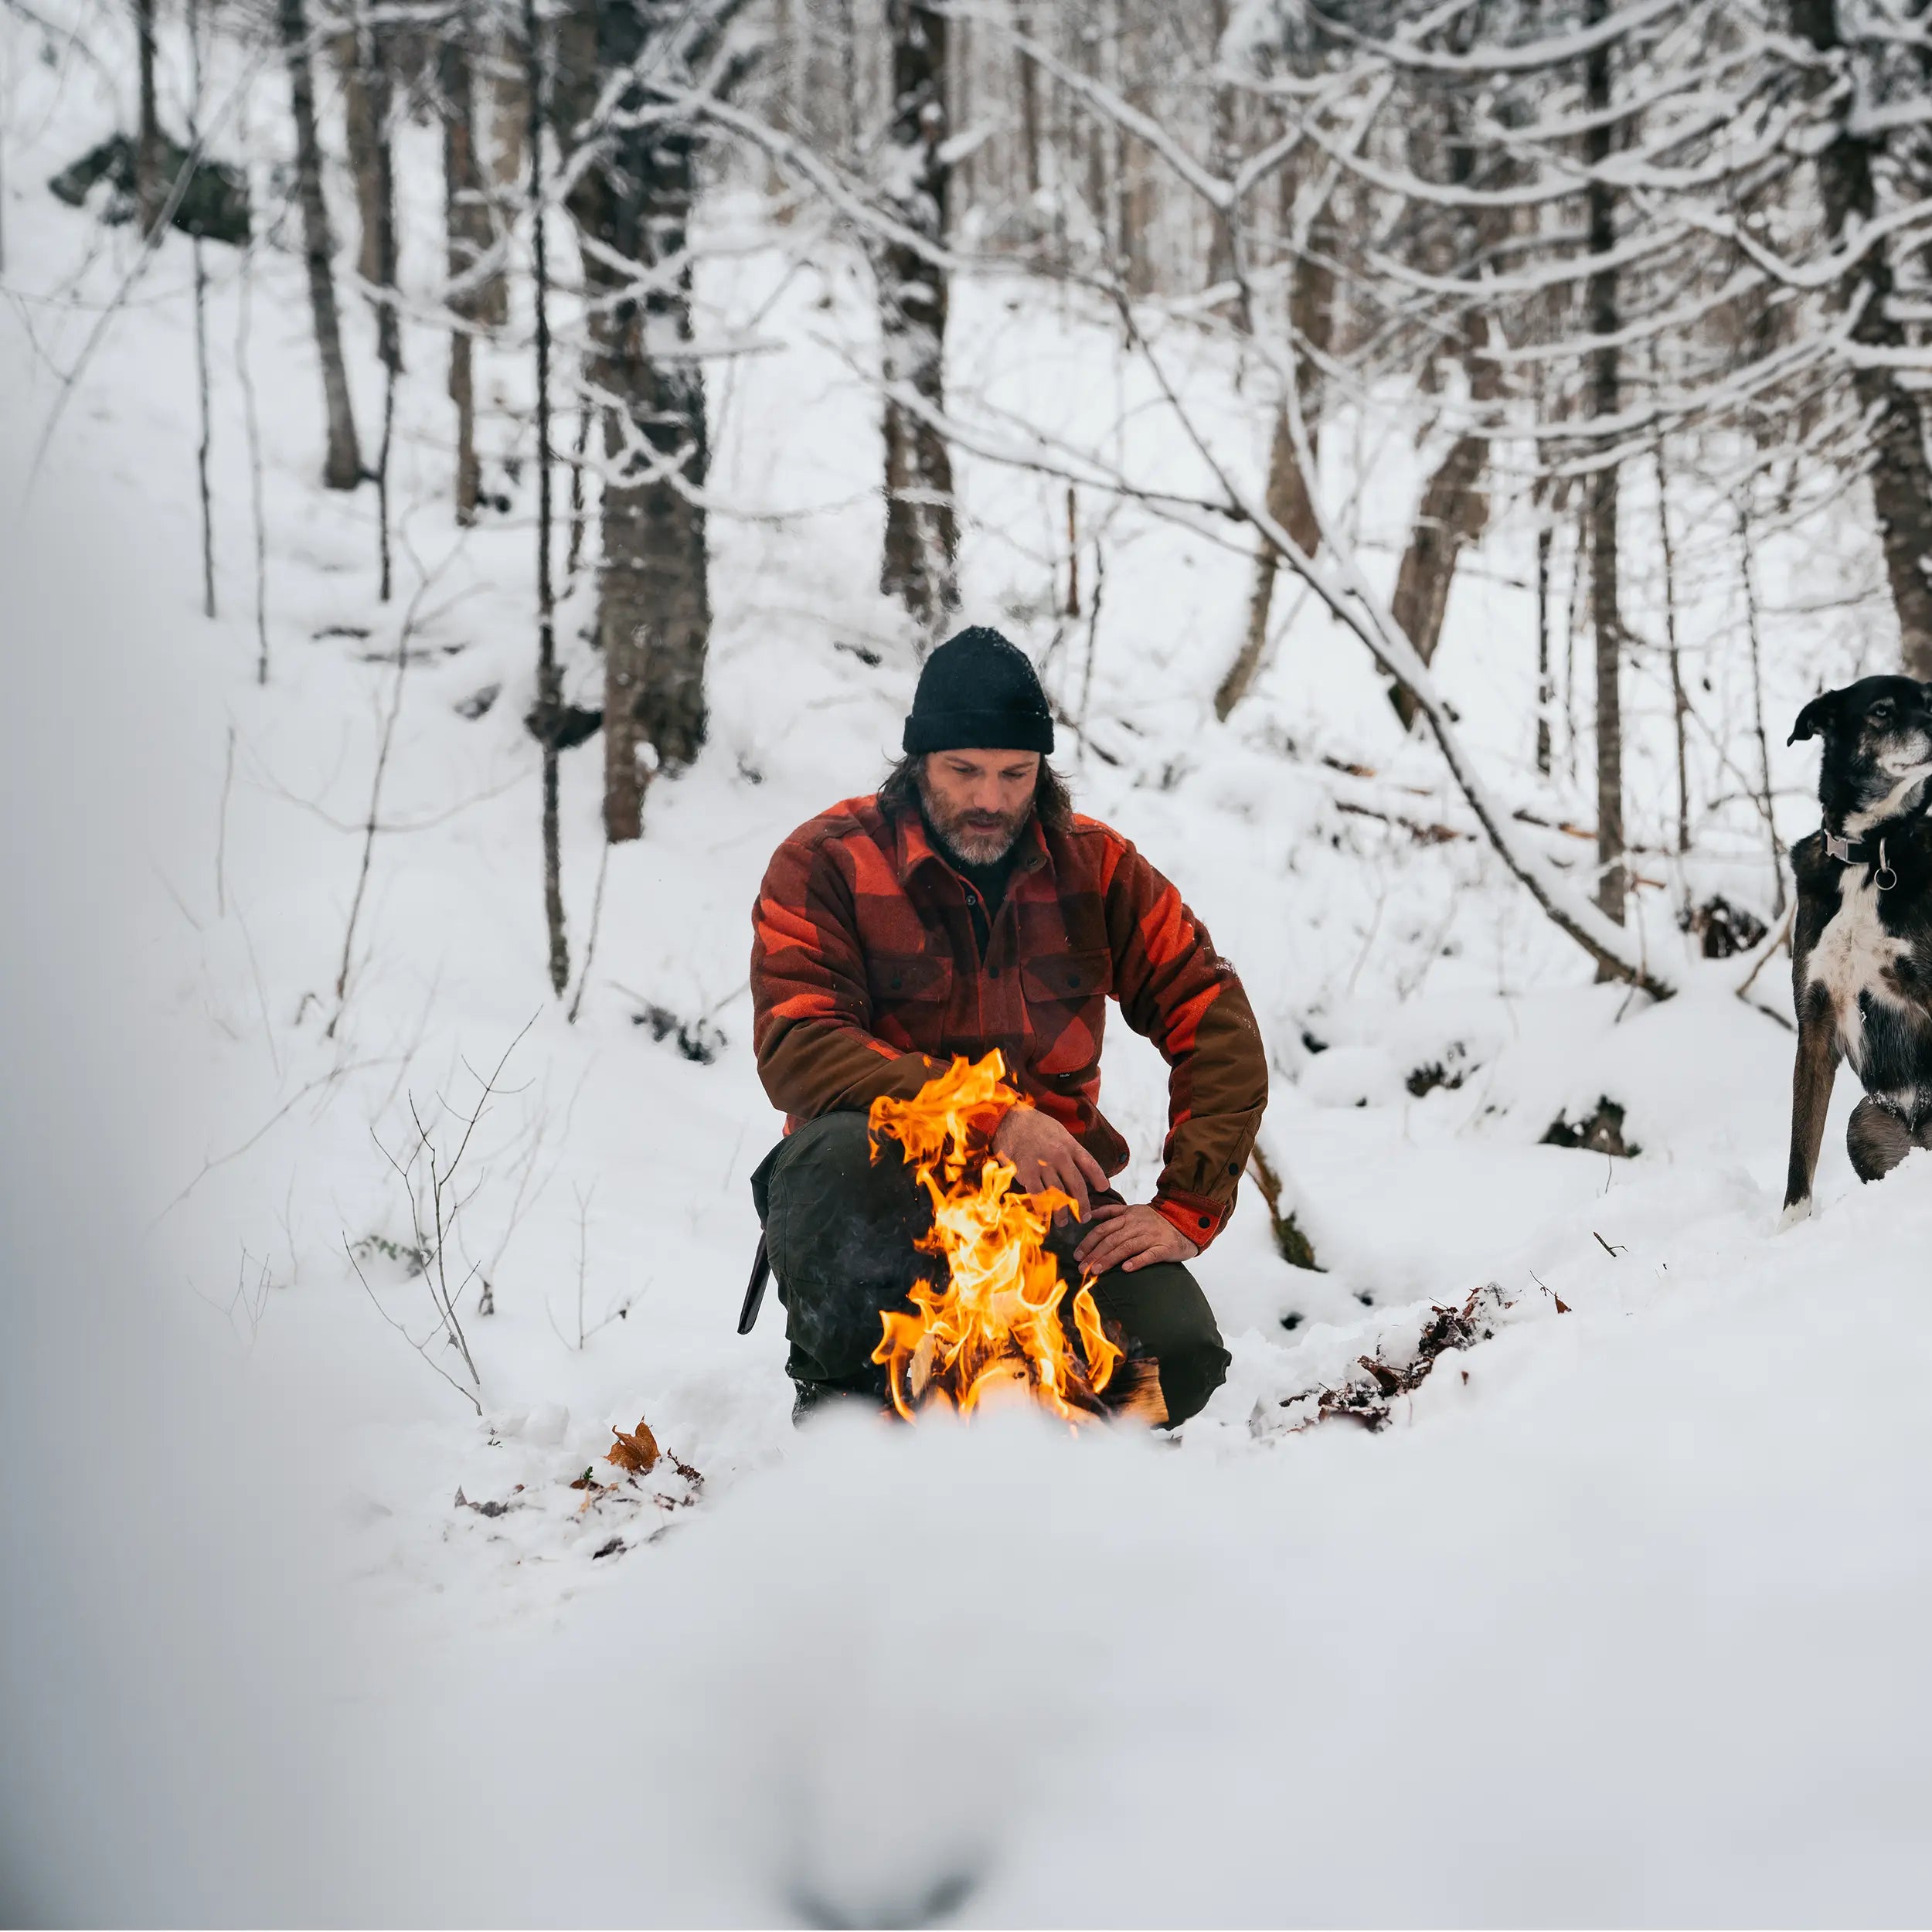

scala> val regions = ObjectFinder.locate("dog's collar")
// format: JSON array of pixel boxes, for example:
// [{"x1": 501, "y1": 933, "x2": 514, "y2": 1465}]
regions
[{"x1": 1823, "y1": 826, "x2": 1900, "y2": 890}]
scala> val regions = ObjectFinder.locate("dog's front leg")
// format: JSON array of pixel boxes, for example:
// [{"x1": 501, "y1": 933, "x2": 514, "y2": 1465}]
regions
[{"x1": 1780, "y1": 982, "x2": 1839, "y2": 1228}]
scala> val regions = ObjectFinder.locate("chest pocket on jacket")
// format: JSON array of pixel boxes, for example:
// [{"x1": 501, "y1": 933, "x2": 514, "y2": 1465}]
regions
[
  {"x1": 1020, "y1": 948, "x2": 1113, "y2": 1005},
  {"x1": 866, "y1": 952, "x2": 953, "y2": 1008}
]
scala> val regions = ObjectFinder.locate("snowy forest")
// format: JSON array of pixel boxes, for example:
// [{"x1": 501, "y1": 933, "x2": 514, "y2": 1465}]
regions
[{"x1": 5, "y1": 0, "x2": 1932, "y2": 1921}]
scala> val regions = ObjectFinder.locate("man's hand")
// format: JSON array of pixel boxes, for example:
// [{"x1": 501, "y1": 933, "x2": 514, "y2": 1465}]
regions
[
  {"x1": 992, "y1": 1105, "x2": 1107, "y2": 1218},
  {"x1": 1074, "y1": 1202, "x2": 1200, "y2": 1277}
]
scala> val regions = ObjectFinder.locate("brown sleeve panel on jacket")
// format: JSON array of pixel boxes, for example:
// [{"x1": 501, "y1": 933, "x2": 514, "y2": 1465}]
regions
[
  {"x1": 1099, "y1": 832, "x2": 1269, "y2": 1250},
  {"x1": 751, "y1": 827, "x2": 945, "y2": 1118}
]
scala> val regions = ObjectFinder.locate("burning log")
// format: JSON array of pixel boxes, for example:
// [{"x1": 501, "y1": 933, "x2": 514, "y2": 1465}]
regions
[
  {"x1": 867, "y1": 1052, "x2": 1155, "y2": 1427},
  {"x1": 1104, "y1": 1356, "x2": 1168, "y2": 1427}
]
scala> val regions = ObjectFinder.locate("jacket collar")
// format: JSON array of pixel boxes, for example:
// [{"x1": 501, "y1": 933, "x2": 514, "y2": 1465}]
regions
[{"x1": 891, "y1": 807, "x2": 1053, "y2": 889}]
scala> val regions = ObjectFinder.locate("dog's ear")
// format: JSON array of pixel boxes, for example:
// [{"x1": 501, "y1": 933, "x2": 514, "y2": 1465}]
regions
[{"x1": 1789, "y1": 691, "x2": 1838, "y2": 746}]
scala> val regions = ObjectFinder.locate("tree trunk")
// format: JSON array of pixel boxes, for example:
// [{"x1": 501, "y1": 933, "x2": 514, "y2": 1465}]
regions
[
  {"x1": 877, "y1": 0, "x2": 959, "y2": 639},
  {"x1": 1114, "y1": 5, "x2": 1154, "y2": 295},
  {"x1": 1204, "y1": 0, "x2": 1236, "y2": 290},
  {"x1": 525, "y1": 0, "x2": 569, "y2": 995},
  {"x1": 442, "y1": 29, "x2": 491, "y2": 524},
  {"x1": 135, "y1": 0, "x2": 162, "y2": 233},
  {"x1": 1585, "y1": 0, "x2": 1625, "y2": 942},
  {"x1": 1388, "y1": 430, "x2": 1491, "y2": 733},
  {"x1": 277, "y1": 0, "x2": 363, "y2": 490},
  {"x1": 1386, "y1": 94, "x2": 1507, "y2": 734},
  {"x1": 363, "y1": 16, "x2": 401, "y2": 598},
  {"x1": 188, "y1": 0, "x2": 215, "y2": 617},
  {"x1": 556, "y1": 0, "x2": 715, "y2": 835},
  {"x1": 591, "y1": 335, "x2": 713, "y2": 832},
  {"x1": 1792, "y1": 0, "x2": 1932, "y2": 679},
  {"x1": 1216, "y1": 408, "x2": 1322, "y2": 721},
  {"x1": 1213, "y1": 180, "x2": 1333, "y2": 721},
  {"x1": 1016, "y1": 5, "x2": 1041, "y2": 205},
  {"x1": 1737, "y1": 494, "x2": 1787, "y2": 916},
  {"x1": 950, "y1": 12, "x2": 974, "y2": 216},
  {"x1": 836, "y1": 0, "x2": 859, "y2": 156},
  {"x1": 1535, "y1": 515, "x2": 1553, "y2": 776},
  {"x1": 1652, "y1": 434, "x2": 1691, "y2": 855},
  {"x1": 1079, "y1": 5, "x2": 1107, "y2": 260},
  {"x1": 491, "y1": 61, "x2": 527, "y2": 196},
  {"x1": 338, "y1": 26, "x2": 386, "y2": 287}
]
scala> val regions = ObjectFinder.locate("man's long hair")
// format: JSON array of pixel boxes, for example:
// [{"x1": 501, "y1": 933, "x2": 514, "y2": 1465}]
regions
[{"x1": 877, "y1": 751, "x2": 1075, "y2": 835}]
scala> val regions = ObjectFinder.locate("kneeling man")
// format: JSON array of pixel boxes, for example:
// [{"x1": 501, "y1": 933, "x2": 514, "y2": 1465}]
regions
[{"x1": 748, "y1": 627, "x2": 1268, "y2": 1425}]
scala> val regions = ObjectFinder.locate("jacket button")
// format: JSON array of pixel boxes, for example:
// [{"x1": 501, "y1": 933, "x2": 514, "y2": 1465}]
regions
[
  {"x1": 1198, "y1": 1215, "x2": 1211, "y2": 1229},
  {"x1": 890, "y1": 978, "x2": 902, "y2": 991}
]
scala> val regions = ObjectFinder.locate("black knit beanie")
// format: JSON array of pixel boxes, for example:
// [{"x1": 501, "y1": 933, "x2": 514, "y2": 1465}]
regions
[{"x1": 903, "y1": 626, "x2": 1056, "y2": 756}]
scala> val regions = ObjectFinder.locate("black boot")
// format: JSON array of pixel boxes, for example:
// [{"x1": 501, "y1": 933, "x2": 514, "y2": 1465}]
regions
[{"x1": 791, "y1": 1370, "x2": 895, "y2": 1426}]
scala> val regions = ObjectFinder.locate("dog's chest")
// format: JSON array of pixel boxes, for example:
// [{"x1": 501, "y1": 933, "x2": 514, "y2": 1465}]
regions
[{"x1": 1806, "y1": 870, "x2": 1915, "y2": 1072}]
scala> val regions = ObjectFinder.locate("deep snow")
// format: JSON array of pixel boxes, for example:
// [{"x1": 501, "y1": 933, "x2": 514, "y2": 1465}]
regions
[{"x1": 4, "y1": 19, "x2": 1931, "y2": 1923}]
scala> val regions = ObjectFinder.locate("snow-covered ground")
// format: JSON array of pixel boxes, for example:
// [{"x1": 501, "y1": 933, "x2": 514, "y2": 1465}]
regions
[{"x1": 5, "y1": 21, "x2": 1931, "y2": 1923}]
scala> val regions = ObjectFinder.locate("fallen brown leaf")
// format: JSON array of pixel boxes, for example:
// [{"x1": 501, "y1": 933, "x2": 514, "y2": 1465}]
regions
[{"x1": 606, "y1": 1417, "x2": 661, "y2": 1475}]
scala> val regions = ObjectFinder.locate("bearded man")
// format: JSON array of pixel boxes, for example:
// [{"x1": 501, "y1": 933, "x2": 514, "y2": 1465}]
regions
[{"x1": 746, "y1": 626, "x2": 1269, "y2": 1425}]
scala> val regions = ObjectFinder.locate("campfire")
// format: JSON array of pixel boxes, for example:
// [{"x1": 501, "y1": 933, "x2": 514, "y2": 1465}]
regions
[{"x1": 867, "y1": 1052, "x2": 1163, "y2": 1426}]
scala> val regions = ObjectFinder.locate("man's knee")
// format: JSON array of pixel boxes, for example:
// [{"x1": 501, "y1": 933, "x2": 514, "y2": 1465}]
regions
[
  {"x1": 1089, "y1": 1262, "x2": 1230, "y2": 1427},
  {"x1": 754, "y1": 1110, "x2": 931, "y2": 1388},
  {"x1": 1848, "y1": 1097, "x2": 1917, "y2": 1183},
  {"x1": 761, "y1": 1111, "x2": 910, "y2": 1274},
  {"x1": 764, "y1": 1110, "x2": 876, "y2": 1208}
]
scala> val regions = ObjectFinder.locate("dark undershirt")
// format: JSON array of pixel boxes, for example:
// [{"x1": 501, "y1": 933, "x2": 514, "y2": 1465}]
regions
[{"x1": 925, "y1": 818, "x2": 1021, "y2": 957}]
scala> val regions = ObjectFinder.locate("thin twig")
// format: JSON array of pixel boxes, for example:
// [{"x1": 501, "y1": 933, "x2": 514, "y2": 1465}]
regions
[
  {"x1": 153, "y1": 1056, "x2": 389, "y2": 1223},
  {"x1": 573, "y1": 1181, "x2": 594, "y2": 1349},
  {"x1": 567, "y1": 838, "x2": 611, "y2": 1023},
  {"x1": 216, "y1": 722, "x2": 235, "y2": 918},
  {"x1": 346, "y1": 1233, "x2": 482, "y2": 1413},
  {"x1": 327, "y1": 559, "x2": 444, "y2": 1036}
]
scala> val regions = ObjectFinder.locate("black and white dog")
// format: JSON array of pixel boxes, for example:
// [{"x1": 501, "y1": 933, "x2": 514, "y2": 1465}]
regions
[{"x1": 1781, "y1": 675, "x2": 1932, "y2": 1226}]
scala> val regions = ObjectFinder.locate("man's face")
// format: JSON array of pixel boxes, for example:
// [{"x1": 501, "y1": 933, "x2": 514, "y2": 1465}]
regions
[{"x1": 918, "y1": 749, "x2": 1041, "y2": 865}]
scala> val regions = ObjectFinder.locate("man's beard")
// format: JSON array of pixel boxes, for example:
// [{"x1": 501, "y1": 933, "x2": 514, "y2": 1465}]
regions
[{"x1": 918, "y1": 770, "x2": 1032, "y2": 866}]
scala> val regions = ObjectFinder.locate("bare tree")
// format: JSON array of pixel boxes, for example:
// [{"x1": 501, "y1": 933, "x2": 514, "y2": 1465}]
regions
[
  {"x1": 1651, "y1": 430, "x2": 1690, "y2": 857},
  {"x1": 1583, "y1": 0, "x2": 1626, "y2": 943},
  {"x1": 1792, "y1": 0, "x2": 1932, "y2": 679},
  {"x1": 876, "y1": 0, "x2": 960, "y2": 638},
  {"x1": 1214, "y1": 168, "x2": 1337, "y2": 723},
  {"x1": 441, "y1": 16, "x2": 492, "y2": 524},
  {"x1": 555, "y1": 0, "x2": 743, "y2": 835},
  {"x1": 359, "y1": 8, "x2": 403, "y2": 599},
  {"x1": 187, "y1": 0, "x2": 216, "y2": 618},
  {"x1": 526, "y1": 0, "x2": 569, "y2": 994},
  {"x1": 1386, "y1": 66, "x2": 1511, "y2": 734},
  {"x1": 278, "y1": 0, "x2": 364, "y2": 488},
  {"x1": 338, "y1": 12, "x2": 386, "y2": 286},
  {"x1": 134, "y1": 0, "x2": 163, "y2": 233}
]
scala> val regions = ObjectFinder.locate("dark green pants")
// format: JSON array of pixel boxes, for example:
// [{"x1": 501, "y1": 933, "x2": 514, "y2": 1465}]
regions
[{"x1": 751, "y1": 1111, "x2": 1230, "y2": 1427}]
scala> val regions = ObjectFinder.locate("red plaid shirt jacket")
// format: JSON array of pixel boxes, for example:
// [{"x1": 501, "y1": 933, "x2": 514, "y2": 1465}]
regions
[{"x1": 750, "y1": 793, "x2": 1269, "y2": 1250}]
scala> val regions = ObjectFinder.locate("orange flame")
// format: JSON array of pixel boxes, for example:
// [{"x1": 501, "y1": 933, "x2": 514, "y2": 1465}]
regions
[{"x1": 869, "y1": 1051, "x2": 1123, "y2": 1424}]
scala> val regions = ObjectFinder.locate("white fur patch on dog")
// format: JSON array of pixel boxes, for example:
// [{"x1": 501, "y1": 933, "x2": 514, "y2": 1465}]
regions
[
  {"x1": 1807, "y1": 866, "x2": 1912, "y2": 1077},
  {"x1": 1842, "y1": 754, "x2": 1932, "y2": 838}
]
